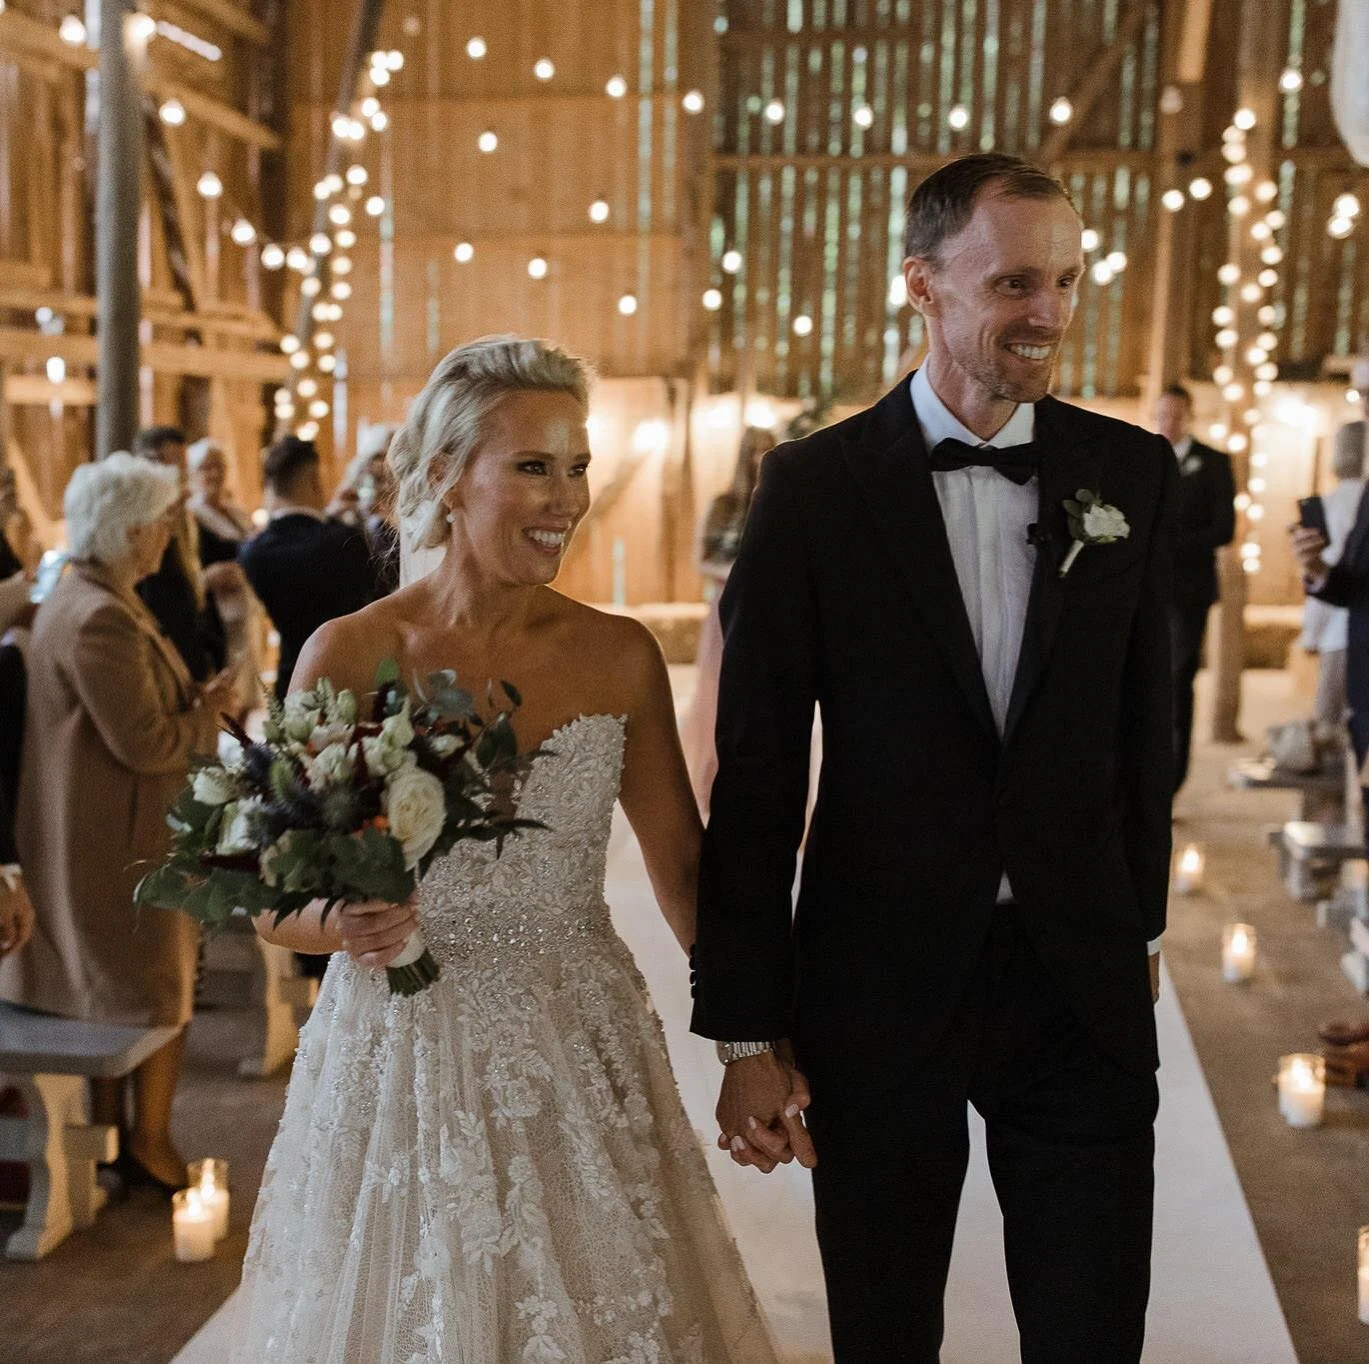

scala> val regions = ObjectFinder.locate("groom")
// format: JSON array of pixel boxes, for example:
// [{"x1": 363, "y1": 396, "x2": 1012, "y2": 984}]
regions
[{"x1": 691, "y1": 152, "x2": 1174, "y2": 1363}]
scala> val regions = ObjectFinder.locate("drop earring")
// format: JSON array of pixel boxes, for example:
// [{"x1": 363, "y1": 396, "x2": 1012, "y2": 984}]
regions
[{"x1": 444, "y1": 509, "x2": 455, "y2": 524}]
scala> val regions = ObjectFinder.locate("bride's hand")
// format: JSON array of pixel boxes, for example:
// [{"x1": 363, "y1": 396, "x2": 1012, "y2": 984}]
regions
[{"x1": 338, "y1": 897, "x2": 419, "y2": 970}]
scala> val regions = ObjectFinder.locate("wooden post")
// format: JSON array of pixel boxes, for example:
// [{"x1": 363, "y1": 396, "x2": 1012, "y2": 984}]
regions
[{"x1": 95, "y1": 0, "x2": 146, "y2": 459}]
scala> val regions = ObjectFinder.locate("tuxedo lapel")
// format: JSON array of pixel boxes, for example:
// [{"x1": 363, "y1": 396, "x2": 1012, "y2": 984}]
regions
[
  {"x1": 1003, "y1": 396, "x2": 1103, "y2": 744},
  {"x1": 840, "y1": 382, "x2": 999, "y2": 743}
]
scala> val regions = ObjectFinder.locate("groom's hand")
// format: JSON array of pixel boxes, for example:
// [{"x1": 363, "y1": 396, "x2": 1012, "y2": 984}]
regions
[{"x1": 715, "y1": 1043, "x2": 817, "y2": 1173}]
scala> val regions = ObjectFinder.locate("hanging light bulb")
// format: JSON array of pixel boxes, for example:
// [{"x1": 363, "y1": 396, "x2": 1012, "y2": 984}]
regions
[
  {"x1": 792, "y1": 314, "x2": 814, "y2": 336},
  {"x1": 334, "y1": 229, "x2": 357, "y2": 249},
  {"x1": 721, "y1": 249, "x2": 743, "y2": 274},
  {"x1": 159, "y1": 99, "x2": 187, "y2": 127},
  {"x1": 606, "y1": 74, "x2": 627, "y2": 98},
  {"x1": 1048, "y1": 97, "x2": 1073, "y2": 126},
  {"x1": 196, "y1": 171, "x2": 223, "y2": 199},
  {"x1": 478, "y1": 130, "x2": 498, "y2": 153},
  {"x1": 617, "y1": 293, "x2": 638, "y2": 316},
  {"x1": 300, "y1": 276, "x2": 322, "y2": 297},
  {"x1": 331, "y1": 281, "x2": 353, "y2": 300},
  {"x1": 534, "y1": 58, "x2": 555, "y2": 81},
  {"x1": 261, "y1": 243, "x2": 286, "y2": 270},
  {"x1": 947, "y1": 104, "x2": 970, "y2": 131},
  {"x1": 1188, "y1": 177, "x2": 1213, "y2": 201},
  {"x1": 309, "y1": 232, "x2": 332, "y2": 254},
  {"x1": 1218, "y1": 262, "x2": 1241, "y2": 285},
  {"x1": 528, "y1": 256, "x2": 549, "y2": 280},
  {"x1": 467, "y1": 36, "x2": 487, "y2": 60},
  {"x1": 1212, "y1": 306, "x2": 1236, "y2": 327},
  {"x1": 453, "y1": 241, "x2": 474, "y2": 264},
  {"x1": 702, "y1": 288, "x2": 723, "y2": 311},
  {"x1": 365, "y1": 195, "x2": 386, "y2": 217},
  {"x1": 1080, "y1": 228, "x2": 1101, "y2": 252},
  {"x1": 328, "y1": 204, "x2": 352, "y2": 226},
  {"x1": 764, "y1": 99, "x2": 786, "y2": 124},
  {"x1": 230, "y1": 218, "x2": 257, "y2": 246},
  {"x1": 1161, "y1": 189, "x2": 1186, "y2": 212},
  {"x1": 286, "y1": 247, "x2": 310, "y2": 272},
  {"x1": 1233, "y1": 107, "x2": 1257, "y2": 130},
  {"x1": 683, "y1": 90, "x2": 705, "y2": 114},
  {"x1": 588, "y1": 198, "x2": 610, "y2": 224}
]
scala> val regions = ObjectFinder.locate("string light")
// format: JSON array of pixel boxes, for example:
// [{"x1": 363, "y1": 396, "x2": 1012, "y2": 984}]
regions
[
  {"x1": 617, "y1": 293, "x2": 638, "y2": 316},
  {"x1": 764, "y1": 99, "x2": 785, "y2": 124},
  {"x1": 1240, "y1": 281, "x2": 1263, "y2": 303},
  {"x1": 1091, "y1": 261, "x2": 1115, "y2": 286},
  {"x1": 159, "y1": 100, "x2": 187, "y2": 127},
  {"x1": 318, "y1": 354, "x2": 337, "y2": 373},
  {"x1": 1228, "y1": 196, "x2": 1251, "y2": 217},
  {"x1": 129, "y1": 13, "x2": 155, "y2": 43},
  {"x1": 300, "y1": 277, "x2": 321, "y2": 297},
  {"x1": 196, "y1": 172, "x2": 223, "y2": 199},
  {"x1": 1279, "y1": 69, "x2": 1304, "y2": 93},
  {"x1": 346, "y1": 166, "x2": 368, "y2": 186},
  {"x1": 335, "y1": 229, "x2": 356, "y2": 249},
  {"x1": 261, "y1": 244, "x2": 286, "y2": 270},
  {"x1": 280, "y1": 335, "x2": 301, "y2": 355},
  {"x1": 1255, "y1": 181, "x2": 1279, "y2": 205},
  {"x1": 683, "y1": 91, "x2": 706, "y2": 114},
  {"x1": 721, "y1": 249, "x2": 743, "y2": 273},
  {"x1": 1161, "y1": 189, "x2": 1185, "y2": 212},
  {"x1": 309, "y1": 232, "x2": 332, "y2": 254},
  {"x1": 528, "y1": 256, "x2": 548, "y2": 280},
  {"x1": 1233, "y1": 107, "x2": 1257, "y2": 130},
  {"x1": 370, "y1": 111, "x2": 390, "y2": 133},
  {"x1": 1105, "y1": 250, "x2": 1127, "y2": 272},
  {"x1": 1258, "y1": 268, "x2": 1279, "y2": 288},
  {"x1": 947, "y1": 104, "x2": 970, "y2": 131},
  {"x1": 328, "y1": 204, "x2": 352, "y2": 227},
  {"x1": 589, "y1": 198, "x2": 610, "y2": 224},
  {"x1": 467, "y1": 36, "x2": 487, "y2": 60},
  {"x1": 361, "y1": 97, "x2": 380, "y2": 119},
  {"x1": 230, "y1": 218, "x2": 256, "y2": 246},
  {"x1": 1212, "y1": 306, "x2": 1236, "y2": 327},
  {"x1": 1334, "y1": 193, "x2": 1361, "y2": 219},
  {"x1": 314, "y1": 331, "x2": 334, "y2": 350},
  {"x1": 365, "y1": 196, "x2": 386, "y2": 217},
  {"x1": 702, "y1": 288, "x2": 723, "y2": 311},
  {"x1": 1215, "y1": 328, "x2": 1238, "y2": 348},
  {"x1": 58, "y1": 15, "x2": 86, "y2": 45},
  {"x1": 286, "y1": 247, "x2": 310, "y2": 272},
  {"x1": 853, "y1": 104, "x2": 874, "y2": 129},
  {"x1": 1188, "y1": 177, "x2": 1213, "y2": 201},
  {"x1": 534, "y1": 58, "x2": 555, "y2": 81},
  {"x1": 453, "y1": 241, "x2": 474, "y2": 263},
  {"x1": 332, "y1": 256, "x2": 353, "y2": 276},
  {"x1": 478, "y1": 130, "x2": 498, "y2": 153},
  {"x1": 792, "y1": 314, "x2": 814, "y2": 336},
  {"x1": 1218, "y1": 262, "x2": 1241, "y2": 284},
  {"x1": 1048, "y1": 97, "x2": 1073, "y2": 125},
  {"x1": 606, "y1": 75, "x2": 627, "y2": 98},
  {"x1": 289, "y1": 351, "x2": 311, "y2": 370},
  {"x1": 1080, "y1": 228, "x2": 1101, "y2": 252}
]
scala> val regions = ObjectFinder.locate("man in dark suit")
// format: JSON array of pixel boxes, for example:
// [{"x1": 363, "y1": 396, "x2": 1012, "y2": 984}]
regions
[
  {"x1": 1156, "y1": 384, "x2": 1236, "y2": 794},
  {"x1": 692, "y1": 154, "x2": 1174, "y2": 1363},
  {"x1": 239, "y1": 436, "x2": 380, "y2": 700},
  {"x1": 132, "y1": 426, "x2": 228, "y2": 682}
]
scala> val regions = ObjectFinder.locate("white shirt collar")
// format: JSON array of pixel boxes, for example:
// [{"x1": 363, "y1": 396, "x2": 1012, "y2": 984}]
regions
[
  {"x1": 1172, "y1": 434, "x2": 1193, "y2": 461},
  {"x1": 269, "y1": 503, "x2": 327, "y2": 523},
  {"x1": 910, "y1": 364, "x2": 1036, "y2": 452}
]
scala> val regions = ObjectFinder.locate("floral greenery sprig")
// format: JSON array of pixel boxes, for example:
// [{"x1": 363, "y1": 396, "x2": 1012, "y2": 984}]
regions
[
  {"x1": 134, "y1": 660, "x2": 545, "y2": 995},
  {"x1": 1060, "y1": 488, "x2": 1130, "y2": 578}
]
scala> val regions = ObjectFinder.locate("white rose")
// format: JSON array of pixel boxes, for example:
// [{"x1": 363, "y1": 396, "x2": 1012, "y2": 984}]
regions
[
  {"x1": 1081, "y1": 504, "x2": 1129, "y2": 541},
  {"x1": 217, "y1": 734, "x2": 246, "y2": 773},
  {"x1": 306, "y1": 742, "x2": 356, "y2": 788},
  {"x1": 427, "y1": 734, "x2": 460, "y2": 758},
  {"x1": 192, "y1": 766, "x2": 237, "y2": 807},
  {"x1": 330, "y1": 689, "x2": 359, "y2": 726},
  {"x1": 384, "y1": 767, "x2": 447, "y2": 869},
  {"x1": 283, "y1": 694, "x2": 322, "y2": 743},
  {"x1": 216, "y1": 797, "x2": 263, "y2": 856}
]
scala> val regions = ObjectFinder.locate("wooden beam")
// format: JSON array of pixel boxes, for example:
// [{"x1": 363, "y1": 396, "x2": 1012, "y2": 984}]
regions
[
  {"x1": 0, "y1": 327, "x2": 290, "y2": 383},
  {"x1": 0, "y1": 285, "x2": 281, "y2": 340},
  {"x1": 0, "y1": 11, "x2": 97, "y2": 72},
  {"x1": 1176, "y1": 0, "x2": 1216, "y2": 84},
  {"x1": 150, "y1": 0, "x2": 269, "y2": 47},
  {"x1": 144, "y1": 76, "x2": 281, "y2": 149},
  {"x1": 5, "y1": 374, "x2": 98, "y2": 406},
  {"x1": 1038, "y1": 0, "x2": 1154, "y2": 164},
  {"x1": 714, "y1": 149, "x2": 1159, "y2": 173}
]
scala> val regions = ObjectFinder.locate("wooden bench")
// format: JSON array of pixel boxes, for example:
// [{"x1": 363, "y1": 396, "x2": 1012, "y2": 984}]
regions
[
  {"x1": 0, "y1": 1005, "x2": 177, "y2": 1259},
  {"x1": 1276, "y1": 821, "x2": 1366, "y2": 903},
  {"x1": 1229, "y1": 757, "x2": 1347, "y2": 824}
]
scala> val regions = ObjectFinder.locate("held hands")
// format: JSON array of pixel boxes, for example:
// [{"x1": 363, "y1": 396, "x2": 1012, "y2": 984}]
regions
[
  {"x1": 0, "y1": 878, "x2": 35, "y2": 959},
  {"x1": 338, "y1": 896, "x2": 420, "y2": 971},
  {"x1": 715, "y1": 1042, "x2": 818, "y2": 1174},
  {"x1": 1289, "y1": 525, "x2": 1329, "y2": 579}
]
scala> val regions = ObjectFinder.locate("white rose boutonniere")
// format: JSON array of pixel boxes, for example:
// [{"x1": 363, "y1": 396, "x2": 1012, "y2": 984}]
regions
[
  {"x1": 384, "y1": 766, "x2": 447, "y2": 869},
  {"x1": 1061, "y1": 489, "x2": 1130, "y2": 578}
]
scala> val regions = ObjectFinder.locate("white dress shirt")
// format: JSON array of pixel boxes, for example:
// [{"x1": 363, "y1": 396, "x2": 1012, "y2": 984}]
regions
[
  {"x1": 1172, "y1": 434, "x2": 1193, "y2": 465},
  {"x1": 910, "y1": 368, "x2": 1162, "y2": 951},
  {"x1": 911, "y1": 367, "x2": 1035, "y2": 905}
]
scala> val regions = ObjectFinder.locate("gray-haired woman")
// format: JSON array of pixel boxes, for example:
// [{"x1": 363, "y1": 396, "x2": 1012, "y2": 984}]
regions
[
  {"x1": 0, "y1": 453, "x2": 235, "y2": 1191},
  {"x1": 231, "y1": 337, "x2": 784, "y2": 1362}
]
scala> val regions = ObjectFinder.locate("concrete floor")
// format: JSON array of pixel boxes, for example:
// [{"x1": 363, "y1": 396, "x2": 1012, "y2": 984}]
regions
[{"x1": 4, "y1": 667, "x2": 1369, "y2": 1362}]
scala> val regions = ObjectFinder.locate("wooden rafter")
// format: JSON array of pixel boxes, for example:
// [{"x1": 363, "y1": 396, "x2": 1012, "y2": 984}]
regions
[
  {"x1": 0, "y1": 326, "x2": 289, "y2": 383},
  {"x1": 150, "y1": 0, "x2": 269, "y2": 47},
  {"x1": 0, "y1": 284, "x2": 280, "y2": 340},
  {"x1": 1038, "y1": 0, "x2": 1154, "y2": 164}
]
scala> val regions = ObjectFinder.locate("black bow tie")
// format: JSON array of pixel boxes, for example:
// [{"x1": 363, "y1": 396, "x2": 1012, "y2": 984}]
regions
[{"x1": 929, "y1": 437, "x2": 1039, "y2": 486}]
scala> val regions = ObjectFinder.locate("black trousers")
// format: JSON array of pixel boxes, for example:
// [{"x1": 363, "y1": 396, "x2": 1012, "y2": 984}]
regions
[
  {"x1": 807, "y1": 911, "x2": 1157, "y2": 1364},
  {"x1": 1169, "y1": 600, "x2": 1211, "y2": 794}
]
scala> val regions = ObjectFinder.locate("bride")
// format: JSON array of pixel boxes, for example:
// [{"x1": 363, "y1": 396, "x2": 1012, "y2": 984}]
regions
[{"x1": 230, "y1": 337, "x2": 785, "y2": 1362}]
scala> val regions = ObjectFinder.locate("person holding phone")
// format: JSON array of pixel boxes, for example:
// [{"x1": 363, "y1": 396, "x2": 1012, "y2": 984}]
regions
[
  {"x1": 1156, "y1": 384, "x2": 1236, "y2": 796},
  {"x1": 1297, "y1": 424, "x2": 1366, "y2": 727}
]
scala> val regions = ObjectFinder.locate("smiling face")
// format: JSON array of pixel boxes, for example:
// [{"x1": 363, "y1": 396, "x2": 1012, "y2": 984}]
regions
[
  {"x1": 193, "y1": 449, "x2": 228, "y2": 503},
  {"x1": 904, "y1": 184, "x2": 1083, "y2": 436},
  {"x1": 446, "y1": 389, "x2": 591, "y2": 585}
]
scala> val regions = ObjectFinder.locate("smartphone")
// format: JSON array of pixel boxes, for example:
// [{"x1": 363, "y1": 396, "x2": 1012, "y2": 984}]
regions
[
  {"x1": 28, "y1": 549, "x2": 68, "y2": 604},
  {"x1": 1297, "y1": 496, "x2": 1329, "y2": 540}
]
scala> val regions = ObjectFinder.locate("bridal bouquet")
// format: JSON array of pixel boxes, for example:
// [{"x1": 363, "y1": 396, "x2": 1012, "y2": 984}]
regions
[{"x1": 134, "y1": 662, "x2": 542, "y2": 994}]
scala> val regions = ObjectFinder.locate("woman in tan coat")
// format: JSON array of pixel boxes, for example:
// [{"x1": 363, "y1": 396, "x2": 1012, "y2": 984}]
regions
[{"x1": 0, "y1": 453, "x2": 234, "y2": 1189}]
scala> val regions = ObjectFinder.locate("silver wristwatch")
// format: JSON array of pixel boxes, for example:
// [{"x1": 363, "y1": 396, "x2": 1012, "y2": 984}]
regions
[{"x1": 715, "y1": 1040, "x2": 775, "y2": 1065}]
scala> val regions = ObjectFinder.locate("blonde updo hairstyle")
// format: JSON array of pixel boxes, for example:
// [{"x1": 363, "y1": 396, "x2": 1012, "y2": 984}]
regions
[{"x1": 389, "y1": 335, "x2": 592, "y2": 551}]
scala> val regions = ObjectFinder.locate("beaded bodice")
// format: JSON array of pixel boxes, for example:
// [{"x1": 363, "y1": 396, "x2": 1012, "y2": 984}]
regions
[{"x1": 415, "y1": 713, "x2": 626, "y2": 970}]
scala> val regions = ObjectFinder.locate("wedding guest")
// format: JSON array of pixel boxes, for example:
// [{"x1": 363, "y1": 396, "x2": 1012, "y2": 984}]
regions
[
  {"x1": 188, "y1": 438, "x2": 262, "y2": 717},
  {"x1": 239, "y1": 435, "x2": 379, "y2": 699},
  {"x1": 1156, "y1": 384, "x2": 1236, "y2": 795},
  {"x1": 331, "y1": 429, "x2": 401, "y2": 594},
  {"x1": 132, "y1": 426, "x2": 227, "y2": 683},
  {"x1": 0, "y1": 453, "x2": 233, "y2": 1190},
  {"x1": 1299, "y1": 422, "x2": 1365, "y2": 727},
  {"x1": 679, "y1": 426, "x2": 777, "y2": 814}
]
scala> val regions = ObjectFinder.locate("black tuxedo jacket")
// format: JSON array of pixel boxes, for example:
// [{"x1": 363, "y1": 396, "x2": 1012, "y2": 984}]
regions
[
  {"x1": 238, "y1": 514, "x2": 379, "y2": 697},
  {"x1": 1171, "y1": 439, "x2": 1236, "y2": 609},
  {"x1": 136, "y1": 543, "x2": 227, "y2": 683},
  {"x1": 691, "y1": 379, "x2": 1176, "y2": 1078}
]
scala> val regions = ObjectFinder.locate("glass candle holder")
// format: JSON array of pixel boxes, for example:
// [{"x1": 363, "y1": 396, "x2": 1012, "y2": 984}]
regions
[
  {"x1": 1277, "y1": 1053, "x2": 1326, "y2": 1128},
  {"x1": 1173, "y1": 843, "x2": 1205, "y2": 895},
  {"x1": 1221, "y1": 923, "x2": 1258, "y2": 983},
  {"x1": 188, "y1": 1158, "x2": 230, "y2": 1242},
  {"x1": 172, "y1": 1188, "x2": 215, "y2": 1263}
]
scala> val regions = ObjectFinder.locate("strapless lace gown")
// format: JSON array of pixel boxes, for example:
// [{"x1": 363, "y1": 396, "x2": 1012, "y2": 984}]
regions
[{"x1": 231, "y1": 715, "x2": 778, "y2": 1364}]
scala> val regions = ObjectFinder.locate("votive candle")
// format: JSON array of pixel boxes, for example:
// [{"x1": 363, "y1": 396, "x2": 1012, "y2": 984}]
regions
[
  {"x1": 1277, "y1": 1053, "x2": 1326, "y2": 1129},
  {"x1": 189, "y1": 1159, "x2": 230, "y2": 1242},
  {"x1": 172, "y1": 1188, "x2": 215, "y2": 1263},
  {"x1": 1221, "y1": 923, "x2": 1258, "y2": 983}
]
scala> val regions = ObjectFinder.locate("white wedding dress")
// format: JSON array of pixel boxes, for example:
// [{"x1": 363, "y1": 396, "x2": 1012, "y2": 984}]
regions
[{"x1": 231, "y1": 714, "x2": 778, "y2": 1364}]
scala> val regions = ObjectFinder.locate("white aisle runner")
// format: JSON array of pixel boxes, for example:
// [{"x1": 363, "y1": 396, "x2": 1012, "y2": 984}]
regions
[{"x1": 175, "y1": 807, "x2": 1296, "y2": 1364}]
